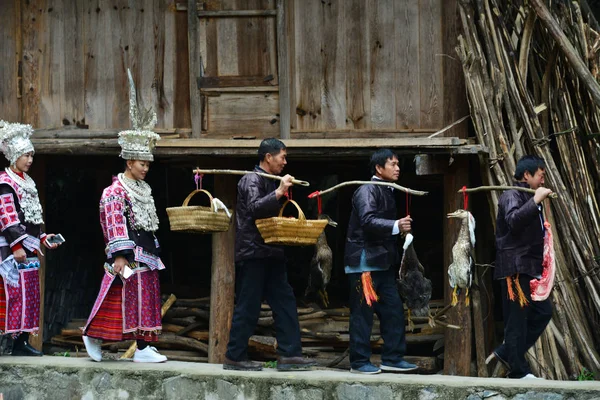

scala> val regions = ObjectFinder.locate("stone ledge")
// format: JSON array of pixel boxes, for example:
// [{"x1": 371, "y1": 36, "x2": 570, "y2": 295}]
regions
[{"x1": 0, "y1": 357, "x2": 599, "y2": 399}]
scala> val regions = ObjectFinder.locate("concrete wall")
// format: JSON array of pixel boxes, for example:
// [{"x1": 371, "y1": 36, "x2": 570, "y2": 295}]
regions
[{"x1": 0, "y1": 358, "x2": 599, "y2": 400}]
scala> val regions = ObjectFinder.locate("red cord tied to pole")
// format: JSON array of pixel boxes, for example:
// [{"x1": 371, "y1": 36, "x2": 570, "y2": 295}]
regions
[
  {"x1": 461, "y1": 185, "x2": 469, "y2": 210},
  {"x1": 285, "y1": 186, "x2": 292, "y2": 200},
  {"x1": 194, "y1": 173, "x2": 204, "y2": 190},
  {"x1": 317, "y1": 194, "x2": 323, "y2": 215},
  {"x1": 406, "y1": 191, "x2": 411, "y2": 217}
]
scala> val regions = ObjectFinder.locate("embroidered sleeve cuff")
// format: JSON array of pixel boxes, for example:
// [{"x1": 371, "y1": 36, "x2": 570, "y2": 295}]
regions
[
  {"x1": 107, "y1": 240, "x2": 136, "y2": 258},
  {"x1": 9, "y1": 234, "x2": 27, "y2": 249},
  {"x1": 10, "y1": 242, "x2": 23, "y2": 252}
]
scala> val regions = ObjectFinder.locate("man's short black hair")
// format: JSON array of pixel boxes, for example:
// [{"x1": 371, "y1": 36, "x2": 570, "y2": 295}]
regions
[
  {"x1": 370, "y1": 149, "x2": 398, "y2": 175},
  {"x1": 514, "y1": 155, "x2": 545, "y2": 180},
  {"x1": 258, "y1": 138, "x2": 286, "y2": 163}
]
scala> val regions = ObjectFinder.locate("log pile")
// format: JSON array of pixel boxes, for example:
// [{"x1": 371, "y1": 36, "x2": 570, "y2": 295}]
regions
[
  {"x1": 51, "y1": 297, "x2": 447, "y2": 372},
  {"x1": 457, "y1": 0, "x2": 600, "y2": 379}
]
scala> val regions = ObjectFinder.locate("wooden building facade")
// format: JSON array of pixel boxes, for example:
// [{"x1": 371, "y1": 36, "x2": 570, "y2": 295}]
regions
[{"x1": 0, "y1": 0, "x2": 488, "y2": 376}]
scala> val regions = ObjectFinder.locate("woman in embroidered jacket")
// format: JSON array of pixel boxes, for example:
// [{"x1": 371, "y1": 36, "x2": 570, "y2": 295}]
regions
[
  {"x1": 0, "y1": 120, "x2": 62, "y2": 356},
  {"x1": 82, "y1": 70, "x2": 167, "y2": 363}
]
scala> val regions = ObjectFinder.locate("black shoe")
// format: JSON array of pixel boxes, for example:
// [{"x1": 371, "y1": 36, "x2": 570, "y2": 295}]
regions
[
  {"x1": 223, "y1": 357, "x2": 263, "y2": 371},
  {"x1": 276, "y1": 356, "x2": 317, "y2": 371},
  {"x1": 12, "y1": 341, "x2": 43, "y2": 357}
]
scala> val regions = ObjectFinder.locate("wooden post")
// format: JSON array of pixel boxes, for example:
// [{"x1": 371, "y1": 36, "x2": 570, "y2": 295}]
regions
[
  {"x1": 209, "y1": 175, "x2": 237, "y2": 363},
  {"x1": 28, "y1": 156, "x2": 46, "y2": 351},
  {"x1": 187, "y1": 0, "x2": 203, "y2": 138},
  {"x1": 276, "y1": 0, "x2": 291, "y2": 140},
  {"x1": 471, "y1": 267, "x2": 489, "y2": 377},
  {"x1": 443, "y1": 158, "x2": 472, "y2": 376},
  {"x1": 442, "y1": 1, "x2": 473, "y2": 376}
]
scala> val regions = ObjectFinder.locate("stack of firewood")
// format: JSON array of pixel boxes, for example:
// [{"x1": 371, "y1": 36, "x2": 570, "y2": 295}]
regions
[
  {"x1": 457, "y1": 0, "x2": 600, "y2": 379},
  {"x1": 51, "y1": 297, "x2": 447, "y2": 372}
]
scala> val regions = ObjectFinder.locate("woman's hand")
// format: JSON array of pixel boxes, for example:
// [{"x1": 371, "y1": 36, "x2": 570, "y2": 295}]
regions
[
  {"x1": 113, "y1": 256, "x2": 128, "y2": 275},
  {"x1": 13, "y1": 248, "x2": 26, "y2": 264},
  {"x1": 43, "y1": 234, "x2": 60, "y2": 249}
]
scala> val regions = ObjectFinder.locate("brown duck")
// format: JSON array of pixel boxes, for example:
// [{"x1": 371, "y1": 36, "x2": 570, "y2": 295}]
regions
[{"x1": 305, "y1": 214, "x2": 337, "y2": 307}]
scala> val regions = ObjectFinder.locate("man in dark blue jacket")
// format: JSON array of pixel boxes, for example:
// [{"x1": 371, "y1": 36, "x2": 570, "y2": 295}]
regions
[
  {"x1": 223, "y1": 138, "x2": 316, "y2": 372},
  {"x1": 488, "y1": 155, "x2": 553, "y2": 379},
  {"x1": 345, "y1": 149, "x2": 417, "y2": 374}
]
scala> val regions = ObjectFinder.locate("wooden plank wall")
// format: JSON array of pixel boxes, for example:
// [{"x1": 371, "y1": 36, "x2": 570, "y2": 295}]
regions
[
  {"x1": 0, "y1": 0, "x2": 21, "y2": 122},
  {"x1": 2, "y1": 0, "x2": 191, "y2": 131},
  {"x1": 1, "y1": 0, "x2": 463, "y2": 139},
  {"x1": 291, "y1": 0, "x2": 447, "y2": 135},
  {"x1": 198, "y1": 0, "x2": 279, "y2": 137}
]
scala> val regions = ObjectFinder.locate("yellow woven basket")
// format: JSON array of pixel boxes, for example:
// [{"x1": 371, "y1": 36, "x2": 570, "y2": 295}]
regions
[
  {"x1": 167, "y1": 189, "x2": 232, "y2": 233},
  {"x1": 255, "y1": 199, "x2": 328, "y2": 246}
]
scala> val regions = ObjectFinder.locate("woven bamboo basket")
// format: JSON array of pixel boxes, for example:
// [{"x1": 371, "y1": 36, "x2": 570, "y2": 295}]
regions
[
  {"x1": 167, "y1": 189, "x2": 232, "y2": 233},
  {"x1": 255, "y1": 199, "x2": 328, "y2": 246}
]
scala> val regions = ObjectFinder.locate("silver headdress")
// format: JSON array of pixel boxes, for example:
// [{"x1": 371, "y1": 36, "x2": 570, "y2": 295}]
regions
[
  {"x1": 117, "y1": 69, "x2": 160, "y2": 161},
  {"x1": 0, "y1": 120, "x2": 35, "y2": 165}
]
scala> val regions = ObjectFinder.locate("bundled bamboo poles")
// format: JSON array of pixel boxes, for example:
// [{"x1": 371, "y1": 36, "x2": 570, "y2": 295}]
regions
[{"x1": 457, "y1": 0, "x2": 600, "y2": 379}]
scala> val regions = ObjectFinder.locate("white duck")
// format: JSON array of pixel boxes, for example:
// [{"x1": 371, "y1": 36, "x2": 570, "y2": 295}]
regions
[{"x1": 447, "y1": 209, "x2": 475, "y2": 306}]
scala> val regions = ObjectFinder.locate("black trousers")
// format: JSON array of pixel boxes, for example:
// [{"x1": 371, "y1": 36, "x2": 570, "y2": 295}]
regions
[
  {"x1": 225, "y1": 258, "x2": 302, "y2": 361},
  {"x1": 500, "y1": 274, "x2": 553, "y2": 378},
  {"x1": 348, "y1": 267, "x2": 406, "y2": 369}
]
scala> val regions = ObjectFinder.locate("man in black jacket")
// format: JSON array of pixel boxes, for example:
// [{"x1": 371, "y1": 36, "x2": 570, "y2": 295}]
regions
[
  {"x1": 223, "y1": 138, "x2": 316, "y2": 372},
  {"x1": 345, "y1": 149, "x2": 417, "y2": 374},
  {"x1": 488, "y1": 155, "x2": 553, "y2": 379}
]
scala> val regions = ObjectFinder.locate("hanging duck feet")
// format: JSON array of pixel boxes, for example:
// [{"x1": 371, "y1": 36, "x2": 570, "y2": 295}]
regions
[
  {"x1": 407, "y1": 309, "x2": 415, "y2": 332},
  {"x1": 465, "y1": 288, "x2": 470, "y2": 307},
  {"x1": 451, "y1": 286, "x2": 459, "y2": 306},
  {"x1": 428, "y1": 310, "x2": 436, "y2": 328},
  {"x1": 318, "y1": 289, "x2": 330, "y2": 308}
]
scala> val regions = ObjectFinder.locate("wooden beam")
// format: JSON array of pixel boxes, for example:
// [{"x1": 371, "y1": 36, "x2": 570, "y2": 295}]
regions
[
  {"x1": 29, "y1": 136, "x2": 487, "y2": 157},
  {"x1": 208, "y1": 175, "x2": 237, "y2": 363},
  {"x1": 187, "y1": 0, "x2": 203, "y2": 138},
  {"x1": 200, "y1": 87, "x2": 279, "y2": 93},
  {"x1": 276, "y1": 0, "x2": 291, "y2": 140},
  {"x1": 198, "y1": 10, "x2": 276, "y2": 18},
  {"x1": 198, "y1": 75, "x2": 275, "y2": 88},
  {"x1": 158, "y1": 137, "x2": 469, "y2": 148},
  {"x1": 32, "y1": 127, "x2": 192, "y2": 139}
]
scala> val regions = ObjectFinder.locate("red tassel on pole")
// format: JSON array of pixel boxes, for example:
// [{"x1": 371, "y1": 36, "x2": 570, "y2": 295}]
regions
[{"x1": 361, "y1": 272, "x2": 378, "y2": 306}]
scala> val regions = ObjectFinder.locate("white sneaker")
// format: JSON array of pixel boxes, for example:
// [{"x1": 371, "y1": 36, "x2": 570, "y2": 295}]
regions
[
  {"x1": 82, "y1": 335, "x2": 102, "y2": 362},
  {"x1": 521, "y1": 373, "x2": 544, "y2": 380},
  {"x1": 133, "y1": 346, "x2": 167, "y2": 363}
]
